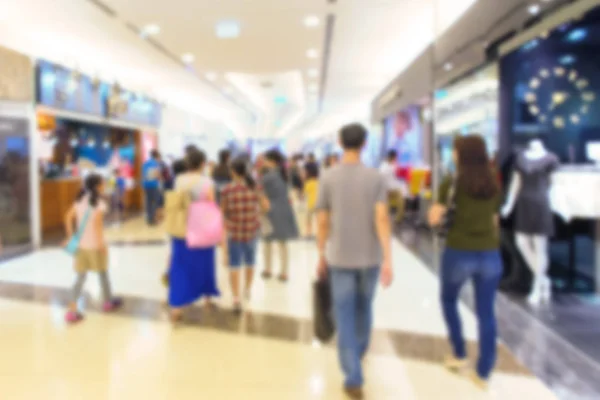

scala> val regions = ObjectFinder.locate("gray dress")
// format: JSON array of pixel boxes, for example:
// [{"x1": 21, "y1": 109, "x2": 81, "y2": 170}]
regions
[
  {"x1": 514, "y1": 152, "x2": 559, "y2": 236},
  {"x1": 262, "y1": 170, "x2": 299, "y2": 241}
]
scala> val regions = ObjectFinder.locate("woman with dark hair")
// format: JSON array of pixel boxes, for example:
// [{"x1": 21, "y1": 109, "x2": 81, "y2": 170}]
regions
[
  {"x1": 428, "y1": 135, "x2": 502, "y2": 390},
  {"x1": 260, "y1": 149, "x2": 298, "y2": 281},
  {"x1": 168, "y1": 149, "x2": 220, "y2": 321},
  {"x1": 212, "y1": 150, "x2": 232, "y2": 204}
]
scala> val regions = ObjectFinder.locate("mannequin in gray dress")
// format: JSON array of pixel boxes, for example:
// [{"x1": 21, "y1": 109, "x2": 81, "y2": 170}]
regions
[{"x1": 501, "y1": 140, "x2": 561, "y2": 305}]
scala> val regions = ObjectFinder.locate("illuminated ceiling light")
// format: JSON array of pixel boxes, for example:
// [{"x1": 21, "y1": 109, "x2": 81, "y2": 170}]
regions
[
  {"x1": 540, "y1": 31, "x2": 549, "y2": 39},
  {"x1": 539, "y1": 115, "x2": 547, "y2": 123},
  {"x1": 576, "y1": 79, "x2": 589, "y2": 89},
  {"x1": 553, "y1": 117, "x2": 565, "y2": 129},
  {"x1": 567, "y1": 28, "x2": 587, "y2": 42},
  {"x1": 539, "y1": 69, "x2": 550, "y2": 78},
  {"x1": 528, "y1": 4, "x2": 541, "y2": 15},
  {"x1": 529, "y1": 105, "x2": 540, "y2": 115},
  {"x1": 554, "y1": 67, "x2": 565, "y2": 77},
  {"x1": 181, "y1": 53, "x2": 195, "y2": 64},
  {"x1": 570, "y1": 114, "x2": 580, "y2": 124},
  {"x1": 304, "y1": 15, "x2": 320, "y2": 28},
  {"x1": 559, "y1": 55, "x2": 576, "y2": 65},
  {"x1": 444, "y1": 62, "x2": 453, "y2": 71},
  {"x1": 551, "y1": 92, "x2": 568, "y2": 108},
  {"x1": 582, "y1": 92, "x2": 595, "y2": 102},
  {"x1": 205, "y1": 72, "x2": 218, "y2": 82},
  {"x1": 529, "y1": 78, "x2": 540, "y2": 89},
  {"x1": 306, "y1": 48, "x2": 319, "y2": 59},
  {"x1": 307, "y1": 68, "x2": 319, "y2": 78},
  {"x1": 216, "y1": 20, "x2": 241, "y2": 38},
  {"x1": 141, "y1": 24, "x2": 161, "y2": 37},
  {"x1": 581, "y1": 105, "x2": 589, "y2": 114},
  {"x1": 525, "y1": 92, "x2": 536, "y2": 103},
  {"x1": 569, "y1": 70, "x2": 578, "y2": 81}
]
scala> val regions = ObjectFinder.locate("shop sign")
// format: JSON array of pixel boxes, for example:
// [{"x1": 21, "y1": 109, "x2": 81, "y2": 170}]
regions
[
  {"x1": 0, "y1": 46, "x2": 34, "y2": 102},
  {"x1": 107, "y1": 90, "x2": 161, "y2": 127},
  {"x1": 36, "y1": 60, "x2": 108, "y2": 116}
]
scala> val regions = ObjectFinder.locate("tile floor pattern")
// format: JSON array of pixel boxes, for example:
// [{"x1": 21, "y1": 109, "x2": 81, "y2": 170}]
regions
[{"x1": 0, "y1": 218, "x2": 558, "y2": 399}]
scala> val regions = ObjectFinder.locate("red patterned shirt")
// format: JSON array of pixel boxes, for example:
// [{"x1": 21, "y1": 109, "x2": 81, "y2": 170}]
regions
[{"x1": 221, "y1": 182, "x2": 261, "y2": 242}]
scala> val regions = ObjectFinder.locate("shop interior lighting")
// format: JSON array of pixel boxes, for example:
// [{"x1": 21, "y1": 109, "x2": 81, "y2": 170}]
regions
[
  {"x1": 570, "y1": 114, "x2": 580, "y2": 124},
  {"x1": 554, "y1": 67, "x2": 566, "y2": 77},
  {"x1": 307, "y1": 68, "x2": 319, "y2": 78},
  {"x1": 528, "y1": 4, "x2": 541, "y2": 15},
  {"x1": 141, "y1": 24, "x2": 161, "y2": 38},
  {"x1": 205, "y1": 72, "x2": 218, "y2": 82},
  {"x1": 553, "y1": 116, "x2": 565, "y2": 128},
  {"x1": 559, "y1": 55, "x2": 576, "y2": 65},
  {"x1": 181, "y1": 53, "x2": 195, "y2": 64},
  {"x1": 304, "y1": 16, "x2": 320, "y2": 28},
  {"x1": 444, "y1": 62, "x2": 453, "y2": 71},
  {"x1": 306, "y1": 48, "x2": 319, "y2": 59},
  {"x1": 567, "y1": 28, "x2": 587, "y2": 42},
  {"x1": 216, "y1": 20, "x2": 241, "y2": 38}
]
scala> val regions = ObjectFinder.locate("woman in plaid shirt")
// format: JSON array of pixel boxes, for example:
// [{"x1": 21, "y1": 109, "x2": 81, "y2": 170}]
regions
[{"x1": 220, "y1": 159, "x2": 266, "y2": 314}]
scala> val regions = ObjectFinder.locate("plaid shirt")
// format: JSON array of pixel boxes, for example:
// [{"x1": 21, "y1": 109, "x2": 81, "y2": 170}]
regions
[{"x1": 221, "y1": 182, "x2": 261, "y2": 242}]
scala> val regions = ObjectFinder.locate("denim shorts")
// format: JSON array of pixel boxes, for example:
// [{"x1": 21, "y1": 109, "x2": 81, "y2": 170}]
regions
[{"x1": 228, "y1": 239, "x2": 258, "y2": 268}]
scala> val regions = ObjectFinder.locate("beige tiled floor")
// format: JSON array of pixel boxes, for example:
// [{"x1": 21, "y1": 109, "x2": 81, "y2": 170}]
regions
[{"x1": 0, "y1": 298, "x2": 556, "y2": 400}]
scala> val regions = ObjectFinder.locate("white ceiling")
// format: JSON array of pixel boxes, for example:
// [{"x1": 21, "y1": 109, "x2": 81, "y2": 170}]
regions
[{"x1": 0, "y1": 0, "x2": 478, "y2": 140}]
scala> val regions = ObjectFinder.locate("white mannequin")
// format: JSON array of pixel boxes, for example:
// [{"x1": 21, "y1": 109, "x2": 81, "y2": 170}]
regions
[{"x1": 500, "y1": 140, "x2": 565, "y2": 305}]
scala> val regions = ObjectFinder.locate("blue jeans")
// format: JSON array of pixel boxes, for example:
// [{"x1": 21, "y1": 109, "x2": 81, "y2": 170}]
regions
[
  {"x1": 144, "y1": 187, "x2": 161, "y2": 224},
  {"x1": 228, "y1": 238, "x2": 257, "y2": 268},
  {"x1": 441, "y1": 248, "x2": 502, "y2": 379},
  {"x1": 329, "y1": 267, "x2": 380, "y2": 388}
]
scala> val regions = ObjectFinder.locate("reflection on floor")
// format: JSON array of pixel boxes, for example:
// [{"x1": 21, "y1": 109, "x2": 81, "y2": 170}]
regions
[
  {"x1": 396, "y1": 225, "x2": 600, "y2": 400},
  {"x1": 0, "y1": 207, "x2": 566, "y2": 399}
]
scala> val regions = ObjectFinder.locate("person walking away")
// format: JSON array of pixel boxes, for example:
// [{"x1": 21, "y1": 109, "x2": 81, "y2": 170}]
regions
[
  {"x1": 380, "y1": 149, "x2": 406, "y2": 223},
  {"x1": 142, "y1": 150, "x2": 163, "y2": 225},
  {"x1": 220, "y1": 159, "x2": 264, "y2": 314},
  {"x1": 305, "y1": 153, "x2": 320, "y2": 178},
  {"x1": 289, "y1": 155, "x2": 305, "y2": 204},
  {"x1": 168, "y1": 149, "x2": 220, "y2": 322},
  {"x1": 316, "y1": 123, "x2": 393, "y2": 399},
  {"x1": 428, "y1": 135, "x2": 502, "y2": 390},
  {"x1": 161, "y1": 159, "x2": 188, "y2": 288},
  {"x1": 304, "y1": 163, "x2": 319, "y2": 239},
  {"x1": 63, "y1": 174, "x2": 122, "y2": 323},
  {"x1": 212, "y1": 150, "x2": 232, "y2": 204},
  {"x1": 260, "y1": 150, "x2": 299, "y2": 282}
]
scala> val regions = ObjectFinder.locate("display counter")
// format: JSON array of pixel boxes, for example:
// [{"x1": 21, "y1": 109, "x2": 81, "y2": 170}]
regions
[{"x1": 40, "y1": 178, "x2": 82, "y2": 234}]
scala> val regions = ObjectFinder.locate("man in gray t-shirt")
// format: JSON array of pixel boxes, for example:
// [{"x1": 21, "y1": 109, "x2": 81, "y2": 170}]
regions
[{"x1": 315, "y1": 123, "x2": 393, "y2": 399}]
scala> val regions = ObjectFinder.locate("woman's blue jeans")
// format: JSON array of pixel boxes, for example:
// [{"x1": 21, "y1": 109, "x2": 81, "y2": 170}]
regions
[{"x1": 441, "y1": 248, "x2": 502, "y2": 379}]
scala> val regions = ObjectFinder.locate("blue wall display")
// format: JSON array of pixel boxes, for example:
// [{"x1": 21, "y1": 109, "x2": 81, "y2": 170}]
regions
[
  {"x1": 36, "y1": 60, "x2": 108, "y2": 116},
  {"x1": 499, "y1": 8, "x2": 600, "y2": 164}
]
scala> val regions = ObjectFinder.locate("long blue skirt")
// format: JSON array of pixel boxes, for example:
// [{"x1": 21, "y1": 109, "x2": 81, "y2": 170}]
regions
[{"x1": 168, "y1": 238, "x2": 220, "y2": 307}]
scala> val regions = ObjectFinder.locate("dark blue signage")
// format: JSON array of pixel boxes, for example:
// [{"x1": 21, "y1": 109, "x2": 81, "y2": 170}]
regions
[{"x1": 36, "y1": 60, "x2": 108, "y2": 116}]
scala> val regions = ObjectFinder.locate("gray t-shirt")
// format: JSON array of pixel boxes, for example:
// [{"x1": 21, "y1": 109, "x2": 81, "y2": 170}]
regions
[{"x1": 316, "y1": 163, "x2": 387, "y2": 268}]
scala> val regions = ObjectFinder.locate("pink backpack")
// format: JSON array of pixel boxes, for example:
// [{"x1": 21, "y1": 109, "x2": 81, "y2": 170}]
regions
[{"x1": 186, "y1": 180, "x2": 224, "y2": 248}]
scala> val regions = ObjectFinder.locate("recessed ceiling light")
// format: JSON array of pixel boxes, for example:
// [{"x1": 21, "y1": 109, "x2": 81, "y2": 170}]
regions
[
  {"x1": 141, "y1": 24, "x2": 160, "y2": 37},
  {"x1": 307, "y1": 68, "x2": 319, "y2": 78},
  {"x1": 205, "y1": 72, "x2": 218, "y2": 81},
  {"x1": 444, "y1": 62, "x2": 453, "y2": 71},
  {"x1": 306, "y1": 48, "x2": 319, "y2": 59},
  {"x1": 304, "y1": 16, "x2": 320, "y2": 28},
  {"x1": 216, "y1": 20, "x2": 241, "y2": 39},
  {"x1": 528, "y1": 4, "x2": 541, "y2": 15},
  {"x1": 181, "y1": 53, "x2": 195, "y2": 64}
]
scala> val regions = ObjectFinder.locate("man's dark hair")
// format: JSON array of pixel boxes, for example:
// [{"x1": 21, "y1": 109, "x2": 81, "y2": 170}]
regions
[
  {"x1": 185, "y1": 145, "x2": 199, "y2": 155},
  {"x1": 150, "y1": 150, "x2": 160, "y2": 160},
  {"x1": 386, "y1": 149, "x2": 397, "y2": 161},
  {"x1": 186, "y1": 149, "x2": 206, "y2": 170},
  {"x1": 218, "y1": 150, "x2": 230, "y2": 166},
  {"x1": 308, "y1": 153, "x2": 316, "y2": 161},
  {"x1": 339, "y1": 123, "x2": 367, "y2": 150}
]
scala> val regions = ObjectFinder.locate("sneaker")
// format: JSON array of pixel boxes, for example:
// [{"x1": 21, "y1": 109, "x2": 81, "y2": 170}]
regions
[
  {"x1": 65, "y1": 311, "x2": 84, "y2": 324},
  {"x1": 343, "y1": 386, "x2": 364, "y2": 400},
  {"x1": 103, "y1": 298, "x2": 124, "y2": 312},
  {"x1": 469, "y1": 370, "x2": 490, "y2": 391},
  {"x1": 444, "y1": 355, "x2": 469, "y2": 374}
]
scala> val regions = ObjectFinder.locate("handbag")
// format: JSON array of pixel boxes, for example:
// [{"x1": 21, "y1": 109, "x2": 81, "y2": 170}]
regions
[
  {"x1": 186, "y1": 179, "x2": 224, "y2": 248},
  {"x1": 64, "y1": 207, "x2": 92, "y2": 256},
  {"x1": 313, "y1": 277, "x2": 335, "y2": 342},
  {"x1": 164, "y1": 190, "x2": 190, "y2": 238},
  {"x1": 437, "y1": 176, "x2": 457, "y2": 237}
]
